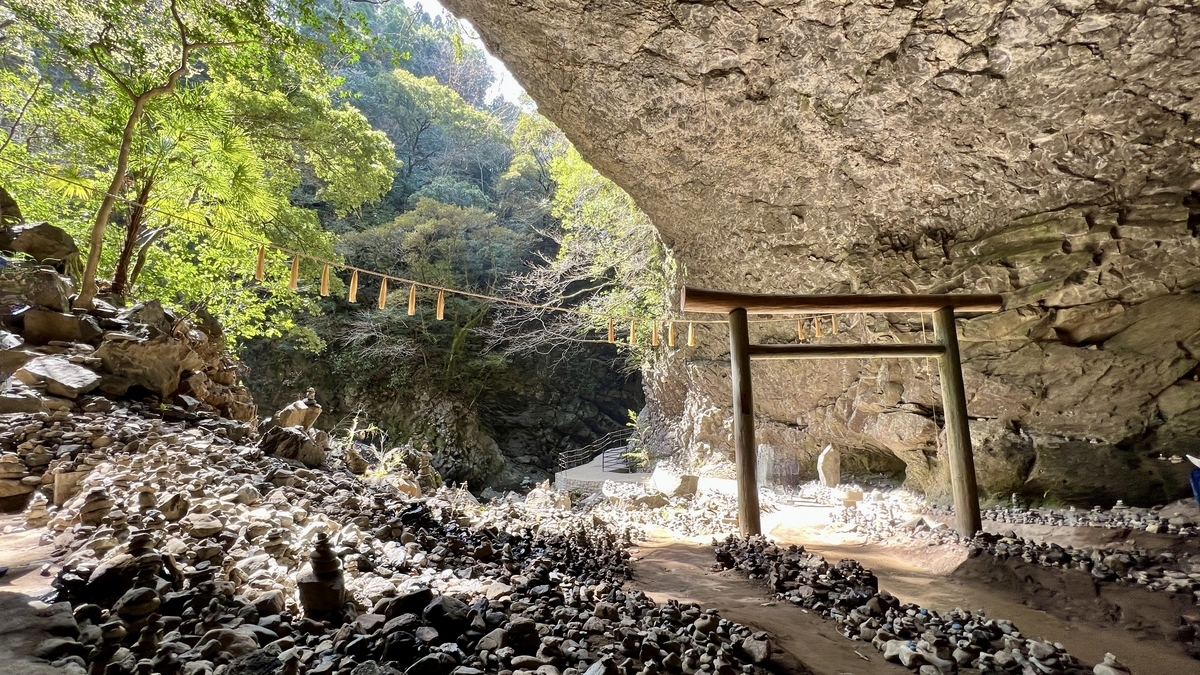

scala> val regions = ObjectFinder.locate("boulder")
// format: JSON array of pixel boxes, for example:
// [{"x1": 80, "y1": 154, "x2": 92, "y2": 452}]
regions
[
  {"x1": 32, "y1": 637, "x2": 87, "y2": 660},
  {"x1": 0, "y1": 346, "x2": 38, "y2": 379},
  {"x1": 633, "y1": 493, "x2": 668, "y2": 509},
  {"x1": 738, "y1": 634, "x2": 772, "y2": 664},
  {"x1": 14, "y1": 355, "x2": 101, "y2": 398},
  {"x1": 120, "y1": 300, "x2": 174, "y2": 336},
  {"x1": 252, "y1": 590, "x2": 286, "y2": 617},
  {"x1": 53, "y1": 470, "x2": 89, "y2": 506},
  {"x1": 0, "y1": 478, "x2": 35, "y2": 499},
  {"x1": 0, "y1": 390, "x2": 44, "y2": 414},
  {"x1": 525, "y1": 483, "x2": 571, "y2": 511},
  {"x1": 0, "y1": 265, "x2": 73, "y2": 312},
  {"x1": 650, "y1": 466, "x2": 698, "y2": 497},
  {"x1": 817, "y1": 445, "x2": 840, "y2": 488},
  {"x1": 0, "y1": 186, "x2": 21, "y2": 225},
  {"x1": 274, "y1": 388, "x2": 322, "y2": 430},
  {"x1": 197, "y1": 628, "x2": 259, "y2": 658},
  {"x1": 0, "y1": 222, "x2": 79, "y2": 267},
  {"x1": 21, "y1": 308, "x2": 102, "y2": 345},
  {"x1": 260, "y1": 425, "x2": 325, "y2": 468},
  {"x1": 183, "y1": 512, "x2": 224, "y2": 537},
  {"x1": 422, "y1": 595, "x2": 470, "y2": 639},
  {"x1": 94, "y1": 334, "x2": 204, "y2": 398},
  {"x1": 157, "y1": 492, "x2": 189, "y2": 521},
  {"x1": 112, "y1": 587, "x2": 160, "y2": 621}
]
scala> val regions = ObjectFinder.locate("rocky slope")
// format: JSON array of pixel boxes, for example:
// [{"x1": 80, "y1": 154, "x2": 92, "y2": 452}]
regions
[
  {"x1": 8, "y1": 399, "x2": 790, "y2": 675},
  {"x1": 440, "y1": 0, "x2": 1200, "y2": 505}
]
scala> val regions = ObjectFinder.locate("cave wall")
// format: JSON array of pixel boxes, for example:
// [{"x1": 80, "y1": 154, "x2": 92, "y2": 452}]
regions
[{"x1": 443, "y1": 0, "x2": 1200, "y2": 505}]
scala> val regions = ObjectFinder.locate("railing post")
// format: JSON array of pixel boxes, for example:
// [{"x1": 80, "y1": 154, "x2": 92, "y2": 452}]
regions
[
  {"x1": 934, "y1": 306, "x2": 982, "y2": 538},
  {"x1": 728, "y1": 308, "x2": 762, "y2": 536}
]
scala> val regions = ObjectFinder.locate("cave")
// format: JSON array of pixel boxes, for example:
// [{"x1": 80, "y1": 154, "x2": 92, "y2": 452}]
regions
[{"x1": 440, "y1": 0, "x2": 1200, "y2": 507}]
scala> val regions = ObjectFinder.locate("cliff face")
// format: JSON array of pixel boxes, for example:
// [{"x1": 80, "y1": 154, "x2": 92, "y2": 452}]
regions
[{"x1": 443, "y1": 0, "x2": 1200, "y2": 504}]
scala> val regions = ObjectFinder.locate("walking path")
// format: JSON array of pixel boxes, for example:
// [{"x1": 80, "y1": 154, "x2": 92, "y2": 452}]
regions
[
  {"x1": 554, "y1": 452, "x2": 651, "y2": 492},
  {"x1": 627, "y1": 504, "x2": 1194, "y2": 675}
]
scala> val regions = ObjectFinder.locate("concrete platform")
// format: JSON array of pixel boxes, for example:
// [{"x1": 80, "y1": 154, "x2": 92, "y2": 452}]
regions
[{"x1": 555, "y1": 453, "x2": 650, "y2": 492}]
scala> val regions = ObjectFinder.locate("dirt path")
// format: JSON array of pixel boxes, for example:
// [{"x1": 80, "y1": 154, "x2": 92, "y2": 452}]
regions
[
  {"x1": 629, "y1": 535, "x2": 906, "y2": 675},
  {"x1": 767, "y1": 520, "x2": 1198, "y2": 675},
  {"x1": 0, "y1": 520, "x2": 61, "y2": 675}
]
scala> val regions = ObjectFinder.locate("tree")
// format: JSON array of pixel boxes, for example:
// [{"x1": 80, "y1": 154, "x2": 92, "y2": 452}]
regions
[
  {"x1": 355, "y1": 69, "x2": 508, "y2": 202},
  {"x1": 481, "y1": 144, "x2": 677, "y2": 357},
  {"x1": 354, "y1": 3, "x2": 495, "y2": 107},
  {"x1": 3, "y1": 0, "x2": 379, "y2": 308},
  {"x1": 328, "y1": 198, "x2": 532, "y2": 401},
  {"x1": 0, "y1": 0, "x2": 395, "y2": 340},
  {"x1": 495, "y1": 111, "x2": 568, "y2": 233}
]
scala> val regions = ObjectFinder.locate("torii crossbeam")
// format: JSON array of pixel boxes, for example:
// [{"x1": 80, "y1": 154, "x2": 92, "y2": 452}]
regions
[{"x1": 680, "y1": 287, "x2": 1004, "y2": 539}]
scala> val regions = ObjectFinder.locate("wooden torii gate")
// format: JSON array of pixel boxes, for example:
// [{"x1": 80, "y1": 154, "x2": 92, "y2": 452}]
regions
[{"x1": 680, "y1": 287, "x2": 1004, "y2": 539}]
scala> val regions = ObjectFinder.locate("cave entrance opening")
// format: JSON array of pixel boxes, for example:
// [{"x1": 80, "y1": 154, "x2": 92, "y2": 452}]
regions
[{"x1": 680, "y1": 286, "x2": 1004, "y2": 539}]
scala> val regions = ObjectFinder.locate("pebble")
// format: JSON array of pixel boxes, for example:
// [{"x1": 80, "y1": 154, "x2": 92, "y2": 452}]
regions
[
  {"x1": 14, "y1": 402, "x2": 779, "y2": 675},
  {"x1": 714, "y1": 535, "x2": 1117, "y2": 674}
]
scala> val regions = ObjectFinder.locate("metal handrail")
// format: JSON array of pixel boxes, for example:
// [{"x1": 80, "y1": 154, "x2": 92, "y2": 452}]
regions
[{"x1": 557, "y1": 427, "x2": 634, "y2": 472}]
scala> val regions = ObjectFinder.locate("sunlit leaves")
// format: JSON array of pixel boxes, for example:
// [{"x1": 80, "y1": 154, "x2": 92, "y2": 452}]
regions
[{"x1": 0, "y1": 0, "x2": 395, "y2": 344}]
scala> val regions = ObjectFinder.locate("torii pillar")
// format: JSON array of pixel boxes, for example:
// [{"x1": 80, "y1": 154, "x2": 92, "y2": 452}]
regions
[{"x1": 683, "y1": 287, "x2": 1000, "y2": 539}]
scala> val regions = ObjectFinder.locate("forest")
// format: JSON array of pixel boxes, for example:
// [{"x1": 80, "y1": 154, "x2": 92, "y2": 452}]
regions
[{"x1": 0, "y1": 0, "x2": 675, "y2": 487}]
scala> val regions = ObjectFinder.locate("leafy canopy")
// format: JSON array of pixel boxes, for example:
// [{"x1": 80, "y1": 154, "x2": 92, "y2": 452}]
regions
[{"x1": 0, "y1": 0, "x2": 395, "y2": 341}]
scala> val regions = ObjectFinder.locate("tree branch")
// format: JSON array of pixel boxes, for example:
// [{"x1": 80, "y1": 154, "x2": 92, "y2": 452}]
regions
[{"x1": 0, "y1": 76, "x2": 41, "y2": 156}]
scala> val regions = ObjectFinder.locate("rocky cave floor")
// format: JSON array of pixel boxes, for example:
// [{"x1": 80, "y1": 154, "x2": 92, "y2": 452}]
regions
[{"x1": 0, "y1": 405, "x2": 1197, "y2": 675}]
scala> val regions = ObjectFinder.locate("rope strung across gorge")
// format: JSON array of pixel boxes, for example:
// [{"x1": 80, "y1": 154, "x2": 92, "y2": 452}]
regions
[{"x1": 0, "y1": 154, "x2": 870, "y2": 347}]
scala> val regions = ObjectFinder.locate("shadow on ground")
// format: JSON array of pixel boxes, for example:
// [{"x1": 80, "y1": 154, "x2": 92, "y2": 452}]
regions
[
  {"x1": 630, "y1": 519, "x2": 1196, "y2": 675},
  {"x1": 0, "y1": 522, "x2": 61, "y2": 675}
]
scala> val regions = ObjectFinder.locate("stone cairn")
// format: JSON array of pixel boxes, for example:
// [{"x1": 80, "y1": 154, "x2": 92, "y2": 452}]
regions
[
  {"x1": 13, "y1": 402, "x2": 782, "y2": 675},
  {"x1": 296, "y1": 532, "x2": 346, "y2": 620},
  {"x1": 825, "y1": 489, "x2": 1200, "y2": 605}
]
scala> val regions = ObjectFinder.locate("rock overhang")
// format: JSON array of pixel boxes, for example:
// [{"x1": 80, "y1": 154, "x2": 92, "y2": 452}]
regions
[{"x1": 443, "y1": 0, "x2": 1200, "y2": 504}]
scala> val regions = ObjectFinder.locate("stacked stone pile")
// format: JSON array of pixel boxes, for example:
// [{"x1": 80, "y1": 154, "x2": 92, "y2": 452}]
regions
[
  {"x1": 2, "y1": 254, "x2": 256, "y2": 423},
  {"x1": 828, "y1": 497, "x2": 1200, "y2": 608},
  {"x1": 0, "y1": 404, "x2": 250, "y2": 511},
  {"x1": 968, "y1": 533, "x2": 1200, "y2": 601},
  {"x1": 713, "y1": 536, "x2": 1129, "y2": 674},
  {"x1": 943, "y1": 502, "x2": 1200, "y2": 538},
  {"x1": 20, "y1": 403, "x2": 780, "y2": 675},
  {"x1": 582, "y1": 483, "x2": 745, "y2": 538},
  {"x1": 827, "y1": 492, "x2": 960, "y2": 546}
]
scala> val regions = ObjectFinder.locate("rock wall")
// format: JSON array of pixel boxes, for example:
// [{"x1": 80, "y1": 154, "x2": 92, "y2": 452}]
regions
[
  {"x1": 242, "y1": 347, "x2": 643, "y2": 489},
  {"x1": 442, "y1": 0, "x2": 1200, "y2": 504}
]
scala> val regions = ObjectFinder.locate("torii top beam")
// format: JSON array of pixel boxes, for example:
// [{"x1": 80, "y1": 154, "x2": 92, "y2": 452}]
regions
[{"x1": 680, "y1": 286, "x2": 1004, "y2": 315}]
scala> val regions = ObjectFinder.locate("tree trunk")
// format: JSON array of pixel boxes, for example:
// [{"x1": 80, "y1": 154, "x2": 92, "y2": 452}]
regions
[
  {"x1": 110, "y1": 177, "x2": 154, "y2": 297},
  {"x1": 74, "y1": 96, "x2": 150, "y2": 309},
  {"x1": 75, "y1": 9, "x2": 195, "y2": 308}
]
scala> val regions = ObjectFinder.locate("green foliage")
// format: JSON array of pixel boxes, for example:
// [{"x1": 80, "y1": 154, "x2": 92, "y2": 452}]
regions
[
  {"x1": 354, "y1": 3, "x2": 494, "y2": 107},
  {"x1": 329, "y1": 198, "x2": 535, "y2": 398},
  {"x1": 546, "y1": 145, "x2": 678, "y2": 354},
  {"x1": 622, "y1": 408, "x2": 651, "y2": 472},
  {"x1": 354, "y1": 68, "x2": 507, "y2": 204},
  {"x1": 0, "y1": 0, "x2": 394, "y2": 342}
]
